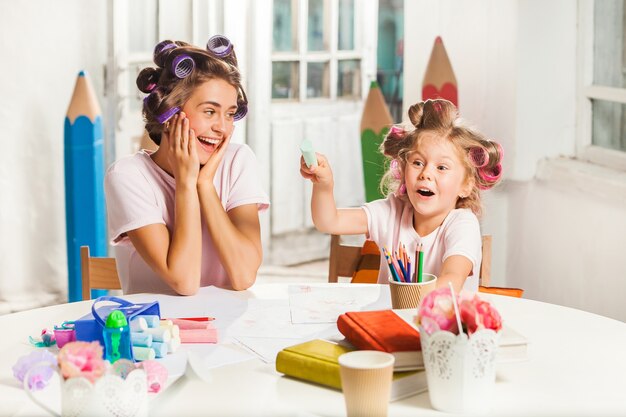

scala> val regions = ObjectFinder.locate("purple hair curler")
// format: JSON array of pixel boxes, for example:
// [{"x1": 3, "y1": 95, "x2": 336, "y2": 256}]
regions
[
  {"x1": 154, "y1": 41, "x2": 177, "y2": 59},
  {"x1": 207, "y1": 35, "x2": 233, "y2": 57},
  {"x1": 172, "y1": 54, "x2": 195, "y2": 78},
  {"x1": 156, "y1": 106, "x2": 180, "y2": 124},
  {"x1": 233, "y1": 103, "x2": 248, "y2": 121}
]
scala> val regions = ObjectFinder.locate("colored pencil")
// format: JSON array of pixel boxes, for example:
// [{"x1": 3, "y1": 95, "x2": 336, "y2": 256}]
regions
[
  {"x1": 360, "y1": 81, "x2": 393, "y2": 202},
  {"x1": 422, "y1": 36, "x2": 458, "y2": 107},
  {"x1": 417, "y1": 243, "x2": 424, "y2": 283},
  {"x1": 383, "y1": 247, "x2": 401, "y2": 282},
  {"x1": 65, "y1": 70, "x2": 107, "y2": 302}
]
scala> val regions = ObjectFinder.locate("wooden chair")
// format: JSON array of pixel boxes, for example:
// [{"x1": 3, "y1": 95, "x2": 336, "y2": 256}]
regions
[
  {"x1": 80, "y1": 246, "x2": 121, "y2": 300},
  {"x1": 328, "y1": 234, "x2": 524, "y2": 297}
]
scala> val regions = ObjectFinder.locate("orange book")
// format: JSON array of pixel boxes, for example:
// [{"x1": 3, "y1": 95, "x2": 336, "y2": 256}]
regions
[{"x1": 336, "y1": 310, "x2": 423, "y2": 370}]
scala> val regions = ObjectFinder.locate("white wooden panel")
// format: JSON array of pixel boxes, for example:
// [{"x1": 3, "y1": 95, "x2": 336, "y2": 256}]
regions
[
  {"x1": 335, "y1": 114, "x2": 364, "y2": 207},
  {"x1": 271, "y1": 120, "x2": 305, "y2": 234},
  {"x1": 159, "y1": 0, "x2": 193, "y2": 42}
]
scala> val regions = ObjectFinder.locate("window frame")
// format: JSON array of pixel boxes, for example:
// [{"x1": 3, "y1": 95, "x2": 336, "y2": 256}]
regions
[
  {"x1": 577, "y1": 0, "x2": 626, "y2": 172},
  {"x1": 271, "y1": 0, "x2": 363, "y2": 102}
]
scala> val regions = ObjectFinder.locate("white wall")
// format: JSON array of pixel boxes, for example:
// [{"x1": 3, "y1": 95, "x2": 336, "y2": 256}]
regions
[
  {"x1": 405, "y1": 0, "x2": 626, "y2": 322},
  {"x1": 0, "y1": 0, "x2": 107, "y2": 312}
]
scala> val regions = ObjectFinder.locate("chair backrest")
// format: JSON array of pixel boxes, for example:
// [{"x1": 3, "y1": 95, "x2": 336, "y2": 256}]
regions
[
  {"x1": 80, "y1": 246, "x2": 121, "y2": 301},
  {"x1": 327, "y1": 234, "x2": 523, "y2": 297}
]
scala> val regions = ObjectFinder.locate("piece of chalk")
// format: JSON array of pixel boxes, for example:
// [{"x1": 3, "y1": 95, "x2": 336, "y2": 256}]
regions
[
  {"x1": 151, "y1": 341, "x2": 169, "y2": 358},
  {"x1": 130, "y1": 317, "x2": 148, "y2": 332},
  {"x1": 133, "y1": 346, "x2": 156, "y2": 361},
  {"x1": 141, "y1": 315, "x2": 161, "y2": 328},
  {"x1": 144, "y1": 327, "x2": 172, "y2": 343},
  {"x1": 131, "y1": 331, "x2": 153, "y2": 347},
  {"x1": 179, "y1": 328, "x2": 218, "y2": 344},
  {"x1": 300, "y1": 139, "x2": 318, "y2": 168},
  {"x1": 168, "y1": 337, "x2": 181, "y2": 353}
]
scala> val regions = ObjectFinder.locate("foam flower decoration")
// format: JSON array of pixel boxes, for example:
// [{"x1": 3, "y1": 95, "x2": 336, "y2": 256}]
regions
[
  {"x1": 57, "y1": 341, "x2": 106, "y2": 383},
  {"x1": 417, "y1": 287, "x2": 502, "y2": 335},
  {"x1": 459, "y1": 293, "x2": 502, "y2": 334},
  {"x1": 416, "y1": 287, "x2": 459, "y2": 335},
  {"x1": 12, "y1": 349, "x2": 58, "y2": 391}
]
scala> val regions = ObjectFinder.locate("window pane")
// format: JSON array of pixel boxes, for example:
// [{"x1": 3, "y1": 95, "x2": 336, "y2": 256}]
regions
[
  {"x1": 307, "y1": 62, "x2": 329, "y2": 98},
  {"x1": 337, "y1": 59, "x2": 361, "y2": 98},
  {"x1": 593, "y1": 0, "x2": 625, "y2": 88},
  {"x1": 273, "y1": 0, "x2": 296, "y2": 52},
  {"x1": 592, "y1": 99, "x2": 626, "y2": 151},
  {"x1": 338, "y1": 0, "x2": 355, "y2": 50},
  {"x1": 272, "y1": 62, "x2": 299, "y2": 99},
  {"x1": 308, "y1": 0, "x2": 325, "y2": 51},
  {"x1": 128, "y1": 0, "x2": 158, "y2": 53}
]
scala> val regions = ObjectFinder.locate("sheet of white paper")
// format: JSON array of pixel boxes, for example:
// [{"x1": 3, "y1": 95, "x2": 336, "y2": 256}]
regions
[
  {"x1": 228, "y1": 298, "x2": 331, "y2": 339},
  {"x1": 234, "y1": 336, "x2": 304, "y2": 363},
  {"x1": 288, "y1": 284, "x2": 387, "y2": 323}
]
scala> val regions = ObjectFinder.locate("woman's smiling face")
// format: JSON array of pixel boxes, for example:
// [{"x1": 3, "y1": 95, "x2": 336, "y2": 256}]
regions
[{"x1": 181, "y1": 78, "x2": 238, "y2": 164}]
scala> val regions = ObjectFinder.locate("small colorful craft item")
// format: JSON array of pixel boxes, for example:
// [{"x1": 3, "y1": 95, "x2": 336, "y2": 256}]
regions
[
  {"x1": 12, "y1": 349, "x2": 57, "y2": 391},
  {"x1": 29, "y1": 329, "x2": 56, "y2": 348},
  {"x1": 138, "y1": 360, "x2": 168, "y2": 393},
  {"x1": 53, "y1": 321, "x2": 76, "y2": 348}
]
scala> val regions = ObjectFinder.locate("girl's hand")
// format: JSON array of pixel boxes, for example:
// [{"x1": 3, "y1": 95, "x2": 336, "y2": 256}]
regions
[
  {"x1": 300, "y1": 153, "x2": 333, "y2": 188},
  {"x1": 163, "y1": 112, "x2": 200, "y2": 186},
  {"x1": 197, "y1": 130, "x2": 232, "y2": 188}
]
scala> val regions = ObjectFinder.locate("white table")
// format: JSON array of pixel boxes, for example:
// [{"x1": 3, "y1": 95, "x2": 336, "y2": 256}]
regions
[{"x1": 2, "y1": 283, "x2": 626, "y2": 416}]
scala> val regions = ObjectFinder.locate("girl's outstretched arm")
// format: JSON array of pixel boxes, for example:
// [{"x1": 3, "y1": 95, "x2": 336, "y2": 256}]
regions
[
  {"x1": 436, "y1": 255, "x2": 473, "y2": 293},
  {"x1": 300, "y1": 153, "x2": 368, "y2": 235}
]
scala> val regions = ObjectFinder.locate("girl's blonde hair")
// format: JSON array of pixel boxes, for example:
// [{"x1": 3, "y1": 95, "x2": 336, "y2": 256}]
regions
[{"x1": 380, "y1": 99, "x2": 503, "y2": 217}]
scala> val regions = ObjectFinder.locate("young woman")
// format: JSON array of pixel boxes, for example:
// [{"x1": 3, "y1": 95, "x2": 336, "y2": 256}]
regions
[{"x1": 105, "y1": 37, "x2": 269, "y2": 295}]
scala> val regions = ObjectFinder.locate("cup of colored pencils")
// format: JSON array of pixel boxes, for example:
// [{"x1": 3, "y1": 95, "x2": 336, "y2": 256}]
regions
[{"x1": 385, "y1": 243, "x2": 437, "y2": 309}]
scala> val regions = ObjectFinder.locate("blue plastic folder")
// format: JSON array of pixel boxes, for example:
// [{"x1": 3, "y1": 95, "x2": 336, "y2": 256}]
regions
[{"x1": 74, "y1": 296, "x2": 160, "y2": 360}]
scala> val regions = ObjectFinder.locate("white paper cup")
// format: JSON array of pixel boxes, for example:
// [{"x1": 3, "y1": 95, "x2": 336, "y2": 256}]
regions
[
  {"x1": 388, "y1": 273, "x2": 437, "y2": 309},
  {"x1": 338, "y1": 350, "x2": 395, "y2": 417}
]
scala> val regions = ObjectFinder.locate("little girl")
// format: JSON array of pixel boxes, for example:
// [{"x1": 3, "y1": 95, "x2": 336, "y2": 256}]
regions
[
  {"x1": 105, "y1": 36, "x2": 269, "y2": 295},
  {"x1": 300, "y1": 99, "x2": 502, "y2": 292}
]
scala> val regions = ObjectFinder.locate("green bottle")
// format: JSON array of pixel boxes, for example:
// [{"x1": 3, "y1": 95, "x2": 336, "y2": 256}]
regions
[{"x1": 103, "y1": 310, "x2": 132, "y2": 363}]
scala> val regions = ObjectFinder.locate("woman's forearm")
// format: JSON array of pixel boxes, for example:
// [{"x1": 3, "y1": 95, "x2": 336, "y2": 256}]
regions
[
  {"x1": 197, "y1": 184, "x2": 262, "y2": 290},
  {"x1": 167, "y1": 183, "x2": 202, "y2": 294}
]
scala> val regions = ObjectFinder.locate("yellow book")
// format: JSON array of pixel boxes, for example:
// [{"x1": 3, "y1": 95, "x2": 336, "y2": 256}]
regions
[{"x1": 275, "y1": 339, "x2": 427, "y2": 401}]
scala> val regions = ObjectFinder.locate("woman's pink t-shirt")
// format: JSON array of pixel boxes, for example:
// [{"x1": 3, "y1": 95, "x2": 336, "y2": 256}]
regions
[
  {"x1": 362, "y1": 195, "x2": 482, "y2": 292},
  {"x1": 104, "y1": 143, "x2": 269, "y2": 294}
]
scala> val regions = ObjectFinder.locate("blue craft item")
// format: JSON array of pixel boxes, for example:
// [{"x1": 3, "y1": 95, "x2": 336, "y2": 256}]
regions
[{"x1": 64, "y1": 71, "x2": 107, "y2": 302}]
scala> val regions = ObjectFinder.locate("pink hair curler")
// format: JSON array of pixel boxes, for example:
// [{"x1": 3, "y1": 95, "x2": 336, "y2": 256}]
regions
[
  {"x1": 469, "y1": 146, "x2": 489, "y2": 168},
  {"x1": 390, "y1": 159, "x2": 402, "y2": 180}
]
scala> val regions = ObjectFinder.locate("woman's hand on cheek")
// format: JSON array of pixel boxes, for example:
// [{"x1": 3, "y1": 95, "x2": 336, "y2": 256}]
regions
[
  {"x1": 197, "y1": 130, "x2": 232, "y2": 188},
  {"x1": 167, "y1": 112, "x2": 200, "y2": 187}
]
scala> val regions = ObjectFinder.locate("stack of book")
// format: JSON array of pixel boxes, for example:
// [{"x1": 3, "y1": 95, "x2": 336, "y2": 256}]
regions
[
  {"x1": 275, "y1": 339, "x2": 427, "y2": 401},
  {"x1": 275, "y1": 309, "x2": 528, "y2": 401}
]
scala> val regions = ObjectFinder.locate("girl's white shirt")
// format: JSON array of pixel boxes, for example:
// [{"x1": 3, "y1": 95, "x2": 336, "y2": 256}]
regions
[{"x1": 363, "y1": 194, "x2": 481, "y2": 292}]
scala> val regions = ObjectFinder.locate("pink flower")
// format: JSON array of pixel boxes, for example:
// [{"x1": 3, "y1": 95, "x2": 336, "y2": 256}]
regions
[
  {"x1": 417, "y1": 288, "x2": 502, "y2": 335},
  {"x1": 57, "y1": 341, "x2": 106, "y2": 383},
  {"x1": 417, "y1": 288, "x2": 459, "y2": 335}
]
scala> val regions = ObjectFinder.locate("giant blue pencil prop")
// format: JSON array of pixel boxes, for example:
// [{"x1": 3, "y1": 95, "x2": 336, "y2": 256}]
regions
[{"x1": 64, "y1": 71, "x2": 107, "y2": 302}]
